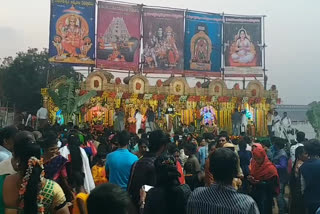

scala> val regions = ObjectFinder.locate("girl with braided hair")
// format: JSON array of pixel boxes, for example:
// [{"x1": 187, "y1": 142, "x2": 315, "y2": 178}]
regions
[{"x1": 0, "y1": 131, "x2": 69, "y2": 214}]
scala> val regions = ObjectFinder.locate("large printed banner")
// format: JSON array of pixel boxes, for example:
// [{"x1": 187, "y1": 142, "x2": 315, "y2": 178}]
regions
[
  {"x1": 184, "y1": 12, "x2": 222, "y2": 76},
  {"x1": 224, "y1": 16, "x2": 263, "y2": 77},
  {"x1": 97, "y1": 2, "x2": 141, "y2": 71},
  {"x1": 143, "y1": 8, "x2": 184, "y2": 73},
  {"x1": 49, "y1": 0, "x2": 96, "y2": 65}
]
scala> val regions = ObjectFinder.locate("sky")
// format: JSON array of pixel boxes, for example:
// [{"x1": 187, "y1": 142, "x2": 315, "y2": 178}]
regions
[{"x1": 0, "y1": 0, "x2": 319, "y2": 105}]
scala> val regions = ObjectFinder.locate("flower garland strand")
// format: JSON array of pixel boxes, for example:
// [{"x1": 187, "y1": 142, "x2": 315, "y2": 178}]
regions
[{"x1": 18, "y1": 157, "x2": 45, "y2": 214}]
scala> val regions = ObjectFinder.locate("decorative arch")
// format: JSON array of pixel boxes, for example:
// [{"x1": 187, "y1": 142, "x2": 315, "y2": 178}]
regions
[
  {"x1": 246, "y1": 80, "x2": 264, "y2": 97},
  {"x1": 86, "y1": 70, "x2": 114, "y2": 91},
  {"x1": 128, "y1": 75, "x2": 150, "y2": 94},
  {"x1": 208, "y1": 79, "x2": 228, "y2": 96},
  {"x1": 168, "y1": 77, "x2": 190, "y2": 95}
]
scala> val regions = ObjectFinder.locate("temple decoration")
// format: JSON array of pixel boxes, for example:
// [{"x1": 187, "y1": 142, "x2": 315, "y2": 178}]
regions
[{"x1": 43, "y1": 71, "x2": 278, "y2": 137}]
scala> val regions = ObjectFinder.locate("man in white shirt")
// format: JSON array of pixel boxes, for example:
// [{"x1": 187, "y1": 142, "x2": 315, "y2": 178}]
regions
[
  {"x1": 37, "y1": 106, "x2": 48, "y2": 129},
  {"x1": 290, "y1": 131, "x2": 305, "y2": 166},
  {"x1": 267, "y1": 110, "x2": 274, "y2": 137},
  {"x1": 281, "y1": 112, "x2": 291, "y2": 139},
  {"x1": 273, "y1": 111, "x2": 282, "y2": 138}
]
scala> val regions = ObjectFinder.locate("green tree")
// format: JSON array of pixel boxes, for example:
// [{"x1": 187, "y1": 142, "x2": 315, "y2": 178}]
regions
[
  {"x1": 306, "y1": 101, "x2": 320, "y2": 139},
  {"x1": 1, "y1": 48, "x2": 78, "y2": 113},
  {"x1": 48, "y1": 78, "x2": 96, "y2": 124}
]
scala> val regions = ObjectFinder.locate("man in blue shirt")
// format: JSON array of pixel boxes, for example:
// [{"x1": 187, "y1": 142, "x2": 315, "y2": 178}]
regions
[{"x1": 106, "y1": 130, "x2": 138, "y2": 190}]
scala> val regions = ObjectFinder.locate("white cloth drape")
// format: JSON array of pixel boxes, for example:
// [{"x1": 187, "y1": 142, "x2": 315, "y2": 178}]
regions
[{"x1": 60, "y1": 146, "x2": 95, "y2": 192}]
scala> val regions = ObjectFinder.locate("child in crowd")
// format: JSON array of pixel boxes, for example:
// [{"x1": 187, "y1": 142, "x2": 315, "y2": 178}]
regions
[{"x1": 91, "y1": 153, "x2": 108, "y2": 186}]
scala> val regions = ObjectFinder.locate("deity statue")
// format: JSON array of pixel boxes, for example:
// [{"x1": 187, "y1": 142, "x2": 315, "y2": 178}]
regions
[{"x1": 230, "y1": 27, "x2": 256, "y2": 64}]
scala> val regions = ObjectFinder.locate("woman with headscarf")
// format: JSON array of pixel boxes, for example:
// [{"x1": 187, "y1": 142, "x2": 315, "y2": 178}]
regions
[{"x1": 249, "y1": 143, "x2": 279, "y2": 214}]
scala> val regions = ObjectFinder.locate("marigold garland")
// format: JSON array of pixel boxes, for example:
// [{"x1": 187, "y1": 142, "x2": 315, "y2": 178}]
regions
[{"x1": 18, "y1": 157, "x2": 45, "y2": 214}]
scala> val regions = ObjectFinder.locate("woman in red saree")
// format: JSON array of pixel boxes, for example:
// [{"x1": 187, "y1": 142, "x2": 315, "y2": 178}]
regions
[{"x1": 249, "y1": 143, "x2": 279, "y2": 214}]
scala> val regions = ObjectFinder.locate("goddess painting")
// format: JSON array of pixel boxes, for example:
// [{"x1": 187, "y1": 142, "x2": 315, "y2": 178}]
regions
[
  {"x1": 229, "y1": 27, "x2": 256, "y2": 66},
  {"x1": 190, "y1": 25, "x2": 212, "y2": 70},
  {"x1": 164, "y1": 26, "x2": 180, "y2": 68},
  {"x1": 50, "y1": 6, "x2": 94, "y2": 64}
]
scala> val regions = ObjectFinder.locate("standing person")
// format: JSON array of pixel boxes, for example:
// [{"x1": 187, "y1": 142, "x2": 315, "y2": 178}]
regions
[
  {"x1": 290, "y1": 131, "x2": 305, "y2": 166},
  {"x1": 273, "y1": 111, "x2": 282, "y2": 138},
  {"x1": 146, "y1": 107, "x2": 155, "y2": 132},
  {"x1": 289, "y1": 146, "x2": 307, "y2": 214},
  {"x1": 128, "y1": 130, "x2": 169, "y2": 211},
  {"x1": 241, "y1": 111, "x2": 248, "y2": 135},
  {"x1": 135, "y1": 110, "x2": 142, "y2": 134},
  {"x1": 197, "y1": 138, "x2": 208, "y2": 171},
  {"x1": 300, "y1": 139, "x2": 320, "y2": 214},
  {"x1": 231, "y1": 108, "x2": 241, "y2": 136},
  {"x1": 134, "y1": 138, "x2": 148, "y2": 159},
  {"x1": 281, "y1": 112, "x2": 291, "y2": 137},
  {"x1": 87, "y1": 183, "x2": 132, "y2": 214},
  {"x1": 140, "y1": 154, "x2": 191, "y2": 214},
  {"x1": 117, "y1": 108, "x2": 125, "y2": 132},
  {"x1": 113, "y1": 109, "x2": 120, "y2": 132},
  {"x1": 91, "y1": 154, "x2": 108, "y2": 186},
  {"x1": 267, "y1": 110, "x2": 274, "y2": 137},
  {"x1": 204, "y1": 142, "x2": 216, "y2": 187},
  {"x1": 273, "y1": 140, "x2": 289, "y2": 214},
  {"x1": 184, "y1": 143, "x2": 201, "y2": 191},
  {"x1": 36, "y1": 105, "x2": 49, "y2": 129},
  {"x1": 249, "y1": 143, "x2": 279, "y2": 214},
  {"x1": 0, "y1": 126, "x2": 18, "y2": 162},
  {"x1": 0, "y1": 131, "x2": 70, "y2": 214},
  {"x1": 238, "y1": 140, "x2": 252, "y2": 193},
  {"x1": 106, "y1": 130, "x2": 138, "y2": 190},
  {"x1": 60, "y1": 130, "x2": 95, "y2": 193},
  {"x1": 187, "y1": 148, "x2": 259, "y2": 214},
  {"x1": 41, "y1": 131, "x2": 73, "y2": 202}
]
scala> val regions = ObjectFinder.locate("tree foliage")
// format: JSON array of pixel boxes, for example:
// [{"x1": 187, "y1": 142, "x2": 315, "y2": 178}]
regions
[
  {"x1": 307, "y1": 101, "x2": 320, "y2": 138},
  {"x1": 0, "y1": 48, "x2": 78, "y2": 113},
  {"x1": 48, "y1": 78, "x2": 96, "y2": 124}
]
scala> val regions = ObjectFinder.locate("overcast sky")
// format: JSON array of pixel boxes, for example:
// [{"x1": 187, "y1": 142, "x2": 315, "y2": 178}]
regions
[{"x1": 0, "y1": 0, "x2": 319, "y2": 105}]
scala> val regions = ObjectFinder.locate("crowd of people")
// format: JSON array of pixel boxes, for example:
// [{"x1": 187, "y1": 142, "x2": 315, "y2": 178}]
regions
[{"x1": 0, "y1": 122, "x2": 320, "y2": 214}]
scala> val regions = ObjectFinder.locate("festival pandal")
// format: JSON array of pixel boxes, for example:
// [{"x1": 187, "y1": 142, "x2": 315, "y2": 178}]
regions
[{"x1": 41, "y1": 71, "x2": 279, "y2": 137}]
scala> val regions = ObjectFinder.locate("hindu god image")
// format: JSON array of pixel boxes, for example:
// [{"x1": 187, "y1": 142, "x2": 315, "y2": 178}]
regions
[
  {"x1": 144, "y1": 26, "x2": 180, "y2": 69},
  {"x1": 229, "y1": 27, "x2": 256, "y2": 66},
  {"x1": 50, "y1": 6, "x2": 94, "y2": 64},
  {"x1": 190, "y1": 25, "x2": 212, "y2": 70},
  {"x1": 97, "y1": 17, "x2": 139, "y2": 63}
]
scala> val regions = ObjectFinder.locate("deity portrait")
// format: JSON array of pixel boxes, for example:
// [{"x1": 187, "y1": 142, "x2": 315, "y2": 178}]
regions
[
  {"x1": 190, "y1": 25, "x2": 212, "y2": 71},
  {"x1": 98, "y1": 17, "x2": 139, "y2": 63},
  {"x1": 50, "y1": 6, "x2": 94, "y2": 64},
  {"x1": 229, "y1": 27, "x2": 256, "y2": 66},
  {"x1": 144, "y1": 25, "x2": 180, "y2": 69}
]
